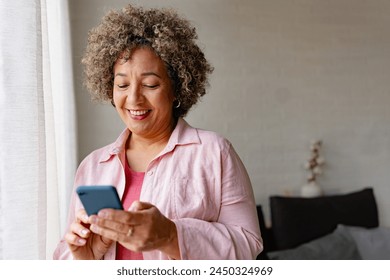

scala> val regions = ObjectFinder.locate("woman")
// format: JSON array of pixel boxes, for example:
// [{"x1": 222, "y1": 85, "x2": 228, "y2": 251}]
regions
[{"x1": 54, "y1": 4, "x2": 262, "y2": 260}]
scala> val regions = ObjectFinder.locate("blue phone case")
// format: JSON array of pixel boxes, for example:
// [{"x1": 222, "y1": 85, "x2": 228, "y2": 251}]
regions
[{"x1": 76, "y1": 185, "x2": 123, "y2": 216}]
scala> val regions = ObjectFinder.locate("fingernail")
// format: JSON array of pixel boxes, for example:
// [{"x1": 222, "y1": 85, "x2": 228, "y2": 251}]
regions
[
  {"x1": 89, "y1": 216, "x2": 98, "y2": 224},
  {"x1": 129, "y1": 201, "x2": 139, "y2": 211},
  {"x1": 98, "y1": 211, "x2": 107, "y2": 218},
  {"x1": 90, "y1": 224, "x2": 98, "y2": 233},
  {"x1": 78, "y1": 238, "x2": 86, "y2": 245},
  {"x1": 81, "y1": 229, "x2": 88, "y2": 236}
]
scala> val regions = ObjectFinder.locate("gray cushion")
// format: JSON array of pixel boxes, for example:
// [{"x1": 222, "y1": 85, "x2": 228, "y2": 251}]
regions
[
  {"x1": 267, "y1": 225, "x2": 361, "y2": 260},
  {"x1": 340, "y1": 225, "x2": 390, "y2": 260}
]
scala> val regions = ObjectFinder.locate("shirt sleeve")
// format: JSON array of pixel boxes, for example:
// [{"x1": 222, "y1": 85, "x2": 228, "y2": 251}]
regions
[
  {"x1": 52, "y1": 184, "x2": 77, "y2": 260},
  {"x1": 52, "y1": 152, "x2": 121, "y2": 260},
  {"x1": 172, "y1": 143, "x2": 263, "y2": 260}
]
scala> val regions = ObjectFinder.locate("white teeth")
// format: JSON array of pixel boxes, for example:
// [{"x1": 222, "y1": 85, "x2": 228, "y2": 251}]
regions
[{"x1": 129, "y1": 110, "x2": 149, "y2": 116}]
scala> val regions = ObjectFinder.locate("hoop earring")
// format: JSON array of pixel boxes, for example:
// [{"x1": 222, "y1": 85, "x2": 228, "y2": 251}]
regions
[{"x1": 174, "y1": 100, "x2": 181, "y2": 108}]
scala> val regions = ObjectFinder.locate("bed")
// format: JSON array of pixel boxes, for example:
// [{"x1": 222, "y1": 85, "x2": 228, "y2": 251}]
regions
[{"x1": 256, "y1": 187, "x2": 390, "y2": 260}]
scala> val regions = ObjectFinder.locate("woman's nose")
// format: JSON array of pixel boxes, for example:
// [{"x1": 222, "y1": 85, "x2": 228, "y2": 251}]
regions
[{"x1": 126, "y1": 84, "x2": 144, "y2": 104}]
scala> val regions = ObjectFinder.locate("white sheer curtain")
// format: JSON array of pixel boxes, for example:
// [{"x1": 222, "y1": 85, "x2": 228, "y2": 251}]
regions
[{"x1": 0, "y1": 0, "x2": 76, "y2": 259}]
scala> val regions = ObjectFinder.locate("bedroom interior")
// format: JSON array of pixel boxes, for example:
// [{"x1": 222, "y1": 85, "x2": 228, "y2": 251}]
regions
[{"x1": 69, "y1": 0, "x2": 390, "y2": 259}]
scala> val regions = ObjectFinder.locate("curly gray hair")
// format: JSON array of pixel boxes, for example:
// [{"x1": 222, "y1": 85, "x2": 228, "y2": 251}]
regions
[{"x1": 81, "y1": 4, "x2": 213, "y2": 118}]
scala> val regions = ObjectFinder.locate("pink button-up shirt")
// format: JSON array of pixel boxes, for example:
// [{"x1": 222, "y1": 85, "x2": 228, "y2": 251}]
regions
[{"x1": 53, "y1": 118, "x2": 263, "y2": 260}]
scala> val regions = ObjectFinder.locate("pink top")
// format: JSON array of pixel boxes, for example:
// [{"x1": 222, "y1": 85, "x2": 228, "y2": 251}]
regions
[
  {"x1": 53, "y1": 118, "x2": 262, "y2": 260},
  {"x1": 116, "y1": 161, "x2": 144, "y2": 260}
]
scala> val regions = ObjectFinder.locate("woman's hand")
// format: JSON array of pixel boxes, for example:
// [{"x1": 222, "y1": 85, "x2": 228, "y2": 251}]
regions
[
  {"x1": 88, "y1": 201, "x2": 181, "y2": 259},
  {"x1": 65, "y1": 209, "x2": 113, "y2": 260}
]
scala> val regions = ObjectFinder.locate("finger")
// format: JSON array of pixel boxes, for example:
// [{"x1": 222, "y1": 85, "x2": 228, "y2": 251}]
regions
[
  {"x1": 128, "y1": 200, "x2": 153, "y2": 211},
  {"x1": 89, "y1": 223, "x2": 146, "y2": 251},
  {"x1": 89, "y1": 215, "x2": 128, "y2": 235},
  {"x1": 76, "y1": 209, "x2": 89, "y2": 224},
  {"x1": 96, "y1": 209, "x2": 144, "y2": 225},
  {"x1": 70, "y1": 221, "x2": 91, "y2": 238},
  {"x1": 65, "y1": 232, "x2": 87, "y2": 246},
  {"x1": 90, "y1": 223, "x2": 122, "y2": 242},
  {"x1": 89, "y1": 223, "x2": 144, "y2": 252}
]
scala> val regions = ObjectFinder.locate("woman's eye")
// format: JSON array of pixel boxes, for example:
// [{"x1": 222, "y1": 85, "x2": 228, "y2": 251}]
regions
[
  {"x1": 144, "y1": 84, "x2": 158, "y2": 89},
  {"x1": 117, "y1": 84, "x2": 128, "y2": 89}
]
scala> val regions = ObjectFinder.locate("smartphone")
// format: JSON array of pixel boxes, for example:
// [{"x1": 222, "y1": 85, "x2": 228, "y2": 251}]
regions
[{"x1": 76, "y1": 185, "x2": 123, "y2": 216}]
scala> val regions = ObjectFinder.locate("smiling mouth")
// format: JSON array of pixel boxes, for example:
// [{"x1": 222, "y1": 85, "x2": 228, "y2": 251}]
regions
[{"x1": 128, "y1": 109, "x2": 151, "y2": 116}]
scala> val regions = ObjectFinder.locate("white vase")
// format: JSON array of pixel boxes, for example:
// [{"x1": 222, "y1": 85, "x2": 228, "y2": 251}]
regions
[{"x1": 301, "y1": 181, "x2": 322, "y2": 198}]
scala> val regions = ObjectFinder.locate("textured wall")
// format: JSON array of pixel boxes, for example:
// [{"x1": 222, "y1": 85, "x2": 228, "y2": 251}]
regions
[{"x1": 69, "y1": 0, "x2": 390, "y2": 226}]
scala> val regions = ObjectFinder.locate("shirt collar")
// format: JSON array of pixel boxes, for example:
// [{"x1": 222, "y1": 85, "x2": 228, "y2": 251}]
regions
[
  {"x1": 162, "y1": 118, "x2": 201, "y2": 154},
  {"x1": 98, "y1": 118, "x2": 200, "y2": 163},
  {"x1": 98, "y1": 129, "x2": 130, "y2": 163}
]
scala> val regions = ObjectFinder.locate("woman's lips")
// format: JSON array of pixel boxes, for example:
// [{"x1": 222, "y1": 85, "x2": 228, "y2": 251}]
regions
[{"x1": 127, "y1": 109, "x2": 151, "y2": 120}]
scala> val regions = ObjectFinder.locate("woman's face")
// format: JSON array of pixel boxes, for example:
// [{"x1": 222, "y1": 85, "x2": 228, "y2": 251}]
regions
[{"x1": 113, "y1": 47, "x2": 175, "y2": 139}]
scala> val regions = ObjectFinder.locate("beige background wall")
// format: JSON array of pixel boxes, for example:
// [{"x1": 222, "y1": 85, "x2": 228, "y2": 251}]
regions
[{"x1": 69, "y1": 0, "x2": 390, "y2": 226}]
